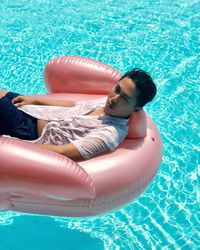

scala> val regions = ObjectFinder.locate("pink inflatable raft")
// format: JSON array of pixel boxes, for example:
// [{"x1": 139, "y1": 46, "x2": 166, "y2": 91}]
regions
[{"x1": 0, "y1": 56, "x2": 162, "y2": 217}]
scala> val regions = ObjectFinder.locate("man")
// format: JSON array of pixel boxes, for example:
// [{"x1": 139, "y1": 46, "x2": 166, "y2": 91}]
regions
[{"x1": 0, "y1": 68, "x2": 157, "y2": 161}]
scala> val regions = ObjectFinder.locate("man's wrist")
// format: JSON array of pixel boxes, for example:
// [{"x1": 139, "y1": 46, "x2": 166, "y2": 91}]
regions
[{"x1": 33, "y1": 99, "x2": 41, "y2": 105}]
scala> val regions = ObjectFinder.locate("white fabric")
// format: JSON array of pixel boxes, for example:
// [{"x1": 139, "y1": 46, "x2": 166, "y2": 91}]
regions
[
  {"x1": 18, "y1": 98, "x2": 106, "y2": 121},
  {"x1": 19, "y1": 97, "x2": 128, "y2": 159}
]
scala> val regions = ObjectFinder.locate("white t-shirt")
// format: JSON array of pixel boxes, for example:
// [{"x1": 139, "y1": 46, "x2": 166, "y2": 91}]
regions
[{"x1": 18, "y1": 97, "x2": 128, "y2": 159}]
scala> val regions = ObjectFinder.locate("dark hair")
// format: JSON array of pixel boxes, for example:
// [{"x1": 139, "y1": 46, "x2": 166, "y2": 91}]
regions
[{"x1": 121, "y1": 68, "x2": 157, "y2": 107}]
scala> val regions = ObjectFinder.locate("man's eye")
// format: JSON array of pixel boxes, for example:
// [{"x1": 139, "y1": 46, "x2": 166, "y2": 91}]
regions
[
  {"x1": 122, "y1": 95, "x2": 128, "y2": 101},
  {"x1": 115, "y1": 85, "x2": 120, "y2": 93}
]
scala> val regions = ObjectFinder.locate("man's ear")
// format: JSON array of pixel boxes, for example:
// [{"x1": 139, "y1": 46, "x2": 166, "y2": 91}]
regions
[{"x1": 134, "y1": 107, "x2": 142, "y2": 112}]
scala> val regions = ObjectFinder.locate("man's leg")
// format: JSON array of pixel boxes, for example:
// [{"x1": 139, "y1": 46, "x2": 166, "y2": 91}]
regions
[
  {"x1": 0, "y1": 91, "x2": 38, "y2": 140},
  {"x1": 0, "y1": 92, "x2": 16, "y2": 135},
  {"x1": 0, "y1": 91, "x2": 21, "y2": 136},
  {"x1": 0, "y1": 90, "x2": 9, "y2": 99}
]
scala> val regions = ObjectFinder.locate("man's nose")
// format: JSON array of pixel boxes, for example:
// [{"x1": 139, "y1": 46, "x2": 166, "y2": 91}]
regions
[{"x1": 111, "y1": 94, "x2": 120, "y2": 103}]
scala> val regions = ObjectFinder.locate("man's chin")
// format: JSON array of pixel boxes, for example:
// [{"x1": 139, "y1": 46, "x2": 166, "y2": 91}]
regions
[
  {"x1": 105, "y1": 109, "x2": 129, "y2": 119},
  {"x1": 105, "y1": 109, "x2": 118, "y2": 117},
  {"x1": 104, "y1": 106, "x2": 114, "y2": 115}
]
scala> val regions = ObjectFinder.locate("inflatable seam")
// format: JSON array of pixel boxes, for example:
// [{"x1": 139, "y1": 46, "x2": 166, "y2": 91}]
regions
[
  {"x1": 89, "y1": 167, "x2": 159, "y2": 208},
  {"x1": 9, "y1": 200, "x2": 90, "y2": 209}
]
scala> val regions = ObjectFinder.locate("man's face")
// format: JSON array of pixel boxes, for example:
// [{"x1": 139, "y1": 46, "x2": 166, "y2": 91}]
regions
[{"x1": 104, "y1": 76, "x2": 141, "y2": 118}]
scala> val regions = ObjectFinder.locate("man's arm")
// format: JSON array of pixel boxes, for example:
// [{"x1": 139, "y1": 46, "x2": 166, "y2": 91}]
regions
[
  {"x1": 34, "y1": 143, "x2": 84, "y2": 162},
  {"x1": 34, "y1": 99, "x2": 75, "y2": 107},
  {"x1": 12, "y1": 95, "x2": 76, "y2": 107}
]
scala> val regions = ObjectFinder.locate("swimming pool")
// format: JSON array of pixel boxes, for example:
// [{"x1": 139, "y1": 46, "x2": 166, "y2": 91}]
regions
[{"x1": 0, "y1": 0, "x2": 199, "y2": 249}]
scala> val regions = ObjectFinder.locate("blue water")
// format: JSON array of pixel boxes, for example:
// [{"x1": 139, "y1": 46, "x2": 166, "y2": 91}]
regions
[{"x1": 0, "y1": 0, "x2": 199, "y2": 249}]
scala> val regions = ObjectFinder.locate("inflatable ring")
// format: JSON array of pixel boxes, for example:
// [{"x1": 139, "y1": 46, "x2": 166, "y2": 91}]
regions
[{"x1": 0, "y1": 56, "x2": 162, "y2": 217}]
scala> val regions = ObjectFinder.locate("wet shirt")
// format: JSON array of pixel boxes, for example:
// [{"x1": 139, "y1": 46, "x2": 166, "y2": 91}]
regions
[{"x1": 19, "y1": 97, "x2": 128, "y2": 159}]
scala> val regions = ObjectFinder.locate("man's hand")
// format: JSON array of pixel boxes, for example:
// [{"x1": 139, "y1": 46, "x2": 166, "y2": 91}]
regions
[
  {"x1": 12, "y1": 95, "x2": 76, "y2": 107},
  {"x1": 12, "y1": 95, "x2": 36, "y2": 107}
]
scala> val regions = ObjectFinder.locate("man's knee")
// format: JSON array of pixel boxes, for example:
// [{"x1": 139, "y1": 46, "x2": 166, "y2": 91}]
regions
[{"x1": 0, "y1": 90, "x2": 9, "y2": 99}]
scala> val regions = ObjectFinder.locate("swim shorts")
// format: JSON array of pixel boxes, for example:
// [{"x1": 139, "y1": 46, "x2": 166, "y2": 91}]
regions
[{"x1": 0, "y1": 92, "x2": 38, "y2": 140}]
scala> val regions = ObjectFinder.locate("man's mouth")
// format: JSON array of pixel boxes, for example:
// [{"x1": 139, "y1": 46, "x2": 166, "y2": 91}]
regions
[{"x1": 107, "y1": 101, "x2": 114, "y2": 110}]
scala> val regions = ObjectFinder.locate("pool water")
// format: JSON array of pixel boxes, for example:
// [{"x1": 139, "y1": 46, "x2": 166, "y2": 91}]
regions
[{"x1": 0, "y1": 0, "x2": 199, "y2": 249}]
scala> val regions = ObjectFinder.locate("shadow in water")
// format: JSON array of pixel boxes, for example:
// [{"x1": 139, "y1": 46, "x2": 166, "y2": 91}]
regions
[{"x1": 0, "y1": 215, "x2": 104, "y2": 250}]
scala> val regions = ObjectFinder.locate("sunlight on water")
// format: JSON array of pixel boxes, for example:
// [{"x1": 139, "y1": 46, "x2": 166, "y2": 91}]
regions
[{"x1": 0, "y1": 0, "x2": 199, "y2": 249}]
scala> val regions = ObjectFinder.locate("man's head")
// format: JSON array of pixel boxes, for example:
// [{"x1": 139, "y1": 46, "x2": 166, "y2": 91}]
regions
[{"x1": 104, "y1": 68, "x2": 157, "y2": 118}]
